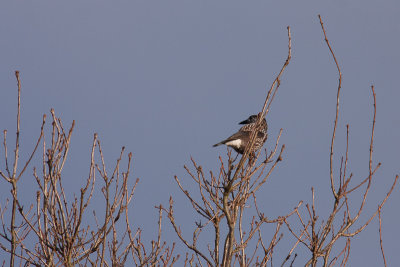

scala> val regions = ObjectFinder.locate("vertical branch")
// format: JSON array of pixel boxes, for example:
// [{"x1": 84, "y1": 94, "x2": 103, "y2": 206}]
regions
[
  {"x1": 378, "y1": 207, "x2": 387, "y2": 267},
  {"x1": 351, "y1": 86, "x2": 377, "y2": 222},
  {"x1": 10, "y1": 70, "x2": 22, "y2": 267},
  {"x1": 318, "y1": 15, "x2": 341, "y2": 200},
  {"x1": 10, "y1": 185, "x2": 17, "y2": 267},
  {"x1": 12, "y1": 71, "x2": 21, "y2": 180},
  {"x1": 2, "y1": 131, "x2": 11, "y2": 179},
  {"x1": 262, "y1": 26, "x2": 292, "y2": 118},
  {"x1": 231, "y1": 26, "x2": 292, "y2": 185},
  {"x1": 238, "y1": 206, "x2": 245, "y2": 267}
]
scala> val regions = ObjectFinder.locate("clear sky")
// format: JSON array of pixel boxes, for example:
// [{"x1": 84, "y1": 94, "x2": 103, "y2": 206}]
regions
[{"x1": 1, "y1": 1, "x2": 399, "y2": 265}]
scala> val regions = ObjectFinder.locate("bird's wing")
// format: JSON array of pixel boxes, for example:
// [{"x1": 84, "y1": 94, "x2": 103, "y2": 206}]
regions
[{"x1": 214, "y1": 130, "x2": 248, "y2": 146}]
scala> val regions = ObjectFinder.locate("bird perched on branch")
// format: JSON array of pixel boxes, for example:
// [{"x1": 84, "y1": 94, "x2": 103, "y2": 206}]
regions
[{"x1": 213, "y1": 114, "x2": 268, "y2": 154}]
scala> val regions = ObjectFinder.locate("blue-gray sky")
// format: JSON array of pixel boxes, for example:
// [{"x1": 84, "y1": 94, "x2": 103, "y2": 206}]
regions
[{"x1": 1, "y1": 1, "x2": 399, "y2": 265}]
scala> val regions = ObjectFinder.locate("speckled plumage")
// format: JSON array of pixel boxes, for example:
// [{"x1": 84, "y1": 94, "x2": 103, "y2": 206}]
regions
[{"x1": 213, "y1": 115, "x2": 268, "y2": 154}]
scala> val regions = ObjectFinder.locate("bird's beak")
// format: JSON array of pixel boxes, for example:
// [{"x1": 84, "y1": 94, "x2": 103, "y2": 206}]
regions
[{"x1": 239, "y1": 119, "x2": 249, "y2": 125}]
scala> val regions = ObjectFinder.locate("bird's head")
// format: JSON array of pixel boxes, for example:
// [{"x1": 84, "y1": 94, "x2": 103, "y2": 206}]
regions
[{"x1": 239, "y1": 114, "x2": 260, "y2": 125}]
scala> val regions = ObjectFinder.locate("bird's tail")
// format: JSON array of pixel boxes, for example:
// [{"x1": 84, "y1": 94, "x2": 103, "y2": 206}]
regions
[{"x1": 213, "y1": 142, "x2": 223, "y2": 147}]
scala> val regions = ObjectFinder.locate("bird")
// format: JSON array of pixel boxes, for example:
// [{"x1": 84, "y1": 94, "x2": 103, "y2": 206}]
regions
[{"x1": 213, "y1": 114, "x2": 268, "y2": 154}]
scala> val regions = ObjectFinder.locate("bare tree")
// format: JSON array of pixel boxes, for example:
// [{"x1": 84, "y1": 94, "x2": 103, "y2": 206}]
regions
[
  {"x1": 161, "y1": 26, "x2": 294, "y2": 267},
  {"x1": 0, "y1": 72, "x2": 177, "y2": 266},
  {"x1": 281, "y1": 15, "x2": 398, "y2": 267}
]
